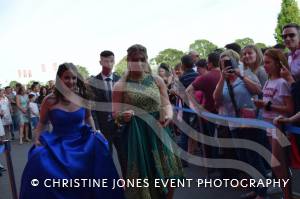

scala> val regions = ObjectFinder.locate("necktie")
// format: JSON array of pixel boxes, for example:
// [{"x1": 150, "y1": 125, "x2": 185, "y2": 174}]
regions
[{"x1": 105, "y1": 77, "x2": 112, "y2": 102}]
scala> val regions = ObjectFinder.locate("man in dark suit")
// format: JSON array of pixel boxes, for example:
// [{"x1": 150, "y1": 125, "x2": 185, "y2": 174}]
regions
[{"x1": 89, "y1": 50, "x2": 120, "y2": 153}]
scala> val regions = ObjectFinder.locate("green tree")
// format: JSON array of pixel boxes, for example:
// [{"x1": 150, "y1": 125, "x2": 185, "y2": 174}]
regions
[
  {"x1": 9, "y1": 81, "x2": 19, "y2": 88},
  {"x1": 76, "y1": 65, "x2": 89, "y2": 79},
  {"x1": 255, "y1": 42, "x2": 267, "y2": 49},
  {"x1": 152, "y1": 48, "x2": 184, "y2": 68},
  {"x1": 235, "y1": 38, "x2": 255, "y2": 48},
  {"x1": 275, "y1": 0, "x2": 300, "y2": 44},
  {"x1": 114, "y1": 56, "x2": 127, "y2": 76},
  {"x1": 189, "y1": 39, "x2": 218, "y2": 58}
]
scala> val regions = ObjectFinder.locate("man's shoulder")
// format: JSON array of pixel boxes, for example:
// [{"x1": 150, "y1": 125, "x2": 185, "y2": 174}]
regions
[
  {"x1": 200, "y1": 70, "x2": 220, "y2": 80},
  {"x1": 181, "y1": 70, "x2": 197, "y2": 78}
]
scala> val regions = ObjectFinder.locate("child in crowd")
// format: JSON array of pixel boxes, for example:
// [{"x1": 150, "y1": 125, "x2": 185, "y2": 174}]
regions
[{"x1": 28, "y1": 94, "x2": 39, "y2": 130}]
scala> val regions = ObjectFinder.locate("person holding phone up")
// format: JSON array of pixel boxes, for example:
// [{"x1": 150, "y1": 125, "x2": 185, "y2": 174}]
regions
[
  {"x1": 253, "y1": 48, "x2": 294, "y2": 199},
  {"x1": 214, "y1": 50, "x2": 269, "y2": 199}
]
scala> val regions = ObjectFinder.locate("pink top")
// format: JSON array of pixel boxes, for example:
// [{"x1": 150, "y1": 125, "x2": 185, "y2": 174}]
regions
[{"x1": 262, "y1": 78, "x2": 291, "y2": 120}]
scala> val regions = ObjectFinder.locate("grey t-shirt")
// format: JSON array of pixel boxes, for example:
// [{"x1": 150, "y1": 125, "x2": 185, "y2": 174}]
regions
[{"x1": 255, "y1": 66, "x2": 268, "y2": 87}]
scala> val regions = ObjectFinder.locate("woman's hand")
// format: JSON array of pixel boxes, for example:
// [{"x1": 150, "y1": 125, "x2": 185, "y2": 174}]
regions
[
  {"x1": 280, "y1": 64, "x2": 294, "y2": 82},
  {"x1": 22, "y1": 108, "x2": 27, "y2": 114},
  {"x1": 222, "y1": 66, "x2": 234, "y2": 79},
  {"x1": 34, "y1": 138, "x2": 42, "y2": 146},
  {"x1": 253, "y1": 99, "x2": 266, "y2": 109},
  {"x1": 159, "y1": 117, "x2": 172, "y2": 128},
  {"x1": 273, "y1": 115, "x2": 291, "y2": 126},
  {"x1": 122, "y1": 110, "x2": 134, "y2": 122}
]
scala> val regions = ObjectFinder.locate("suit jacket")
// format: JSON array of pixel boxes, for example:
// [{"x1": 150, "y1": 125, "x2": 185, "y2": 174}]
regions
[{"x1": 89, "y1": 72, "x2": 120, "y2": 137}]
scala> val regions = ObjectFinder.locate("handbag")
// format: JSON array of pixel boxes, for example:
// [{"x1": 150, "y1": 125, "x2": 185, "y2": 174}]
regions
[
  {"x1": 239, "y1": 108, "x2": 256, "y2": 119},
  {"x1": 226, "y1": 80, "x2": 256, "y2": 119}
]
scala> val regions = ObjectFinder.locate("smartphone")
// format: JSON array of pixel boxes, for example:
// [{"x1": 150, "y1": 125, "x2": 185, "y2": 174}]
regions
[
  {"x1": 279, "y1": 61, "x2": 286, "y2": 69},
  {"x1": 224, "y1": 60, "x2": 232, "y2": 67},
  {"x1": 224, "y1": 60, "x2": 234, "y2": 73}
]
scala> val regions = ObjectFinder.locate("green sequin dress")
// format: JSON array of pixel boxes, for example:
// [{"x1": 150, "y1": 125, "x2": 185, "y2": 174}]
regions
[{"x1": 120, "y1": 74, "x2": 184, "y2": 199}]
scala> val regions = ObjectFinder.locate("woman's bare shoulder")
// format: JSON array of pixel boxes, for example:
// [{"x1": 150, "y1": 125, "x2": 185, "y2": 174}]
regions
[{"x1": 42, "y1": 93, "x2": 57, "y2": 106}]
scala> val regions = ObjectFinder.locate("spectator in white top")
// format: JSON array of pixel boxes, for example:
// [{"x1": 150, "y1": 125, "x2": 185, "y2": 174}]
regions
[
  {"x1": 28, "y1": 94, "x2": 39, "y2": 130},
  {"x1": 0, "y1": 89, "x2": 13, "y2": 139},
  {"x1": 29, "y1": 82, "x2": 40, "y2": 98},
  {"x1": 254, "y1": 48, "x2": 294, "y2": 199}
]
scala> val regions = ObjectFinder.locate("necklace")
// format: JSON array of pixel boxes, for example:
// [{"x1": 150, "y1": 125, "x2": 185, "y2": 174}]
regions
[{"x1": 129, "y1": 72, "x2": 145, "y2": 84}]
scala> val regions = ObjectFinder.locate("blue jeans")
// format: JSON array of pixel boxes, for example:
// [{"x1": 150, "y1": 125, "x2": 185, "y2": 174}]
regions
[
  {"x1": 11, "y1": 114, "x2": 19, "y2": 132},
  {"x1": 31, "y1": 117, "x2": 39, "y2": 129}
]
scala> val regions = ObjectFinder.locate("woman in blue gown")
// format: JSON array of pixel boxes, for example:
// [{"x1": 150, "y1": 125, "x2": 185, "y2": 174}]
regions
[{"x1": 20, "y1": 63, "x2": 125, "y2": 199}]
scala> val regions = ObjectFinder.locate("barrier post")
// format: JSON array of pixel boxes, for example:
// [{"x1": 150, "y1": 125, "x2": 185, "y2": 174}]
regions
[{"x1": 1, "y1": 140, "x2": 18, "y2": 199}]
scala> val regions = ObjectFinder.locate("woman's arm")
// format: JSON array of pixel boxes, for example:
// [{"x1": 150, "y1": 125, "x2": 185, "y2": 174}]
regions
[
  {"x1": 112, "y1": 80, "x2": 134, "y2": 123},
  {"x1": 112, "y1": 81, "x2": 124, "y2": 120},
  {"x1": 280, "y1": 64, "x2": 295, "y2": 86},
  {"x1": 154, "y1": 75, "x2": 173, "y2": 127},
  {"x1": 85, "y1": 109, "x2": 96, "y2": 131},
  {"x1": 243, "y1": 76, "x2": 262, "y2": 95},
  {"x1": 235, "y1": 69, "x2": 262, "y2": 95},
  {"x1": 269, "y1": 96, "x2": 294, "y2": 116},
  {"x1": 34, "y1": 95, "x2": 51, "y2": 146},
  {"x1": 213, "y1": 75, "x2": 225, "y2": 109},
  {"x1": 288, "y1": 112, "x2": 300, "y2": 123},
  {"x1": 274, "y1": 112, "x2": 300, "y2": 125},
  {"x1": 255, "y1": 96, "x2": 294, "y2": 116}
]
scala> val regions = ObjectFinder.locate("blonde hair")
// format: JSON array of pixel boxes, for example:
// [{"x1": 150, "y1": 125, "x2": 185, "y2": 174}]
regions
[
  {"x1": 241, "y1": 45, "x2": 263, "y2": 72},
  {"x1": 219, "y1": 49, "x2": 240, "y2": 67},
  {"x1": 220, "y1": 49, "x2": 240, "y2": 61}
]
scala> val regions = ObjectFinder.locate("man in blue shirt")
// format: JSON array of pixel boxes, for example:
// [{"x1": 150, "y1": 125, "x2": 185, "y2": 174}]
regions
[{"x1": 179, "y1": 55, "x2": 199, "y2": 167}]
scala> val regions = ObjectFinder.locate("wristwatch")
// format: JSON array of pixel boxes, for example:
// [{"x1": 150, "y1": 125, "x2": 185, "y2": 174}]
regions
[{"x1": 265, "y1": 101, "x2": 272, "y2": 111}]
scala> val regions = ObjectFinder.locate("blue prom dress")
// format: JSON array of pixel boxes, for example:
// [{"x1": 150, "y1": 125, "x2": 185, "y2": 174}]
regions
[{"x1": 20, "y1": 108, "x2": 125, "y2": 199}]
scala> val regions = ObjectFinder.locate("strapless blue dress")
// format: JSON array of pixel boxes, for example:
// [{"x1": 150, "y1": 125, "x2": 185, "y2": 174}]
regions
[{"x1": 19, "y1": 108, "x2": 125, "y2": 199}]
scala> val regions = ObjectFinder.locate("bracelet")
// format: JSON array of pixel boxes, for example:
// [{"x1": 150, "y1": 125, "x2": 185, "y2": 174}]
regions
[{"x1": 265, "y1": 101, "x2": 272, "y2": 111}]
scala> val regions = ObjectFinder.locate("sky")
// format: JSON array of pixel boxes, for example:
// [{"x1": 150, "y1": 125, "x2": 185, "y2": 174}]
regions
[{"x1": 0, "y1": 0, "x2": 300, "y2": 85}]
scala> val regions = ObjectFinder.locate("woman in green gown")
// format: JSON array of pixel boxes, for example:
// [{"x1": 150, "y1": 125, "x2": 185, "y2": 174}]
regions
[{"x1": 112, "y1": 44, "x2": 184, "y2": 199}]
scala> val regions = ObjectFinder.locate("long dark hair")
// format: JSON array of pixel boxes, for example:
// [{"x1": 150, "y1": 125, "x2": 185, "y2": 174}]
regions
[{"x1": 54, "y1": 63, "x2": 90, "y2": 104}]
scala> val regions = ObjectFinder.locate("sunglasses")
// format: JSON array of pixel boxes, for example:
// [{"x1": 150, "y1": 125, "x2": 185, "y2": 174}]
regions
[{"x1": 282, "y1": 33, "x2": 296, "y2": 39}]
